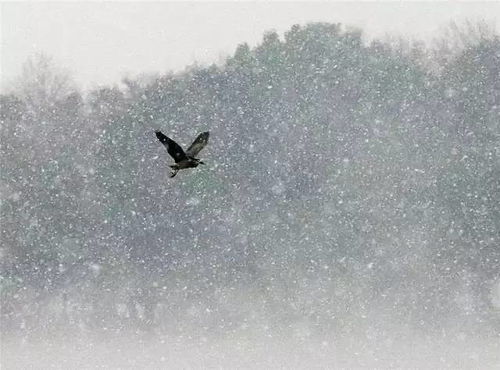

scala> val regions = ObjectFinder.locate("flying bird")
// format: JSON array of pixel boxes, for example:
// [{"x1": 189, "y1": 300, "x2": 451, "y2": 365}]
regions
[{"x1": 155, "y1": 130, "x2": 209, "y2": 178}]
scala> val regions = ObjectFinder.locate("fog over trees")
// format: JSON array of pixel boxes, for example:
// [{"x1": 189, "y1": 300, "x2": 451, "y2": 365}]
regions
[{"x1": 1, "y1": 21, "x2": 499, "y2": 367}]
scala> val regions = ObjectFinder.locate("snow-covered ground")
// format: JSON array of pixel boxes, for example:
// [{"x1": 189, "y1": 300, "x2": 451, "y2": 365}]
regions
[{"x1": 3, "y1": 332, "x2": 500, "y2": 369}]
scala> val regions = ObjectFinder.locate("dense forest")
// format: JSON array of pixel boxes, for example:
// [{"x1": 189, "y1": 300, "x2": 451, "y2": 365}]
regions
[{"x1": 1, "y1": 22, "x2": 499, "y2": 344}]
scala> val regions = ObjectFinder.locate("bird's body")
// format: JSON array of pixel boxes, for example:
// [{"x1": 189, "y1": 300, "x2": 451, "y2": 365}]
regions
[{"x1": 155, "y1": 130, "x2": 209, "y2": 177}]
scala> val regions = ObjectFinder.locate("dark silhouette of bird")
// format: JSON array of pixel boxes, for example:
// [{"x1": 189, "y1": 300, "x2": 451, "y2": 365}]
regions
[{"x1": 155, "y1": 130, "x2": 209, "y2": 178}]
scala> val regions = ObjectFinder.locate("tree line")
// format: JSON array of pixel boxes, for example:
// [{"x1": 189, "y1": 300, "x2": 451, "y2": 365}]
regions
[{"x1": 1, "y1": 22, "x2": 499, "y2": 338}]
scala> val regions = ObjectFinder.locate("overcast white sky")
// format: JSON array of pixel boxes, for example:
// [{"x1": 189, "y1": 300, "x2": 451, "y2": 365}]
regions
[{"x1": 1, "y1": 1, "x2": 499, "y2": 91}]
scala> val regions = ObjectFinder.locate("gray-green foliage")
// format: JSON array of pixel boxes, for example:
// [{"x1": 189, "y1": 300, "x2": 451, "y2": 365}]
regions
[{"x1": 1, "y1": 23, "x2": 499, "y2": 337}]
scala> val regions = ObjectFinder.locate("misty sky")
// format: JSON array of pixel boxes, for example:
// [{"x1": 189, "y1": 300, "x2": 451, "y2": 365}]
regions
[{"x1": 2, "y1": 1, "x2": 499, "y2": 90}]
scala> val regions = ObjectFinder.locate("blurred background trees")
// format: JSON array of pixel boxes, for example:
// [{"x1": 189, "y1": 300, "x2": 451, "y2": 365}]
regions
[{"x1": 1, "y1": 22, "x2": 499, "y2": 338}]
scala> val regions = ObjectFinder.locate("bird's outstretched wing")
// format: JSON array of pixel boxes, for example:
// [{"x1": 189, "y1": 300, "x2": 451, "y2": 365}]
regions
[
  {"x1": 186, "y1": 132, "x2": 209, "y2": 158},
  {"x1": 155, "y1": 131, "x2": 187, "y2": 163}
]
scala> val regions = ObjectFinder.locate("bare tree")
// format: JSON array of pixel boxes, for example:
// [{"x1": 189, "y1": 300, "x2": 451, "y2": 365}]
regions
[
  {"x1": 14, "y1": 53, "x2": 77, "y2": 115},
  {"x1": 431, "y1": 19, "x2": 498, "y2": 72}
]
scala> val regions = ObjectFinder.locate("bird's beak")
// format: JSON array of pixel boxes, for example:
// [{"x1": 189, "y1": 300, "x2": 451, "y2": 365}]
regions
[{"x1": 199, "y1": 161, "x2": 205, "y2": 165}]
